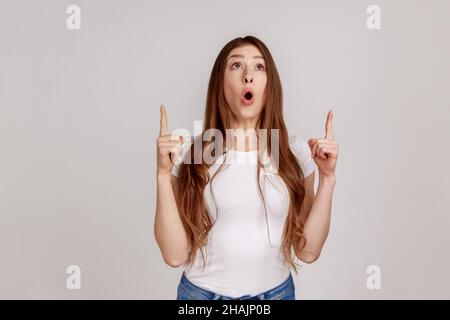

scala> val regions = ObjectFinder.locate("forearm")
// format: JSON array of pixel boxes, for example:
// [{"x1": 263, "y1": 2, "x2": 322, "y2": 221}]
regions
[
  {"x1": 302, "y1": 174, "x2": 336, "y2": 258},
  {"x1": 154, "y1": 174, "x2": 189, "y2": 266}
]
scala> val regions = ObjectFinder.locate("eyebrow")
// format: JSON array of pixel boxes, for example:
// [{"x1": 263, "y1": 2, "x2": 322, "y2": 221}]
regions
[{"x1": 227, "y1": 54, "x2": 265, "y2": 61}]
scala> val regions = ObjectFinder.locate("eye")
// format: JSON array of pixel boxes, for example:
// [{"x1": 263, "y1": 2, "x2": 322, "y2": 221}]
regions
[
  {"x1": 231, "y1": 62, "x2": 241, "y2": 70},
  {"x1": 256, "y1": 63, "x2": 265, "y2": 71}
]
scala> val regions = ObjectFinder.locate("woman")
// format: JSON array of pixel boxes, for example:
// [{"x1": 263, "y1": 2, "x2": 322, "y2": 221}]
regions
[{"x1": 155, "y1": 36, "x2": 338, "y2": 300}]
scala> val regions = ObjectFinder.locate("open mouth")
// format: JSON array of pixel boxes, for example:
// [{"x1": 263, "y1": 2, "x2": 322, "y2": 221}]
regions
[{"x1": 241, "y1": 89, "x2": 254, "y2": 106}]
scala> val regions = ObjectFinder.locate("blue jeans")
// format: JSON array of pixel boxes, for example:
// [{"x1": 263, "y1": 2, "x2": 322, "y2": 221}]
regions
[{"x1": 176, "y1": 272, "x2": 296, "y2": 300}]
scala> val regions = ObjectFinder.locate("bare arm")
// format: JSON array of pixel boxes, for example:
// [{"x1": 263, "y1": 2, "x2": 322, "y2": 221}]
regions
[
  {"x1": 154, "y1": 105, "x2": 189, "y2": 267},
  {"x1": 297, "y1": 110, "x2": 338, "y2": 263},
  {"x1": 154, "y1": 174, "x2": 189, "y2": 267},
  {"x1": 296, "y1": 172, "x2": 335, "y2": 263}
]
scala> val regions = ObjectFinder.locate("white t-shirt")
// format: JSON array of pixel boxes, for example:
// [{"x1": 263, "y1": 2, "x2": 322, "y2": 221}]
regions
[{"x1": 171, "y1": 135, "x2": 316, "y2": 297}]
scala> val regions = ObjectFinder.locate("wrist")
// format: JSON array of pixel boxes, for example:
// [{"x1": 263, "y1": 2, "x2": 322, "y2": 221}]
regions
[
  {"x1": 157, "y1": 172, "x2": 172, "y2": 183},
  {"x1": 319, "y1": 174, "x2": 336, "y2": 186}
]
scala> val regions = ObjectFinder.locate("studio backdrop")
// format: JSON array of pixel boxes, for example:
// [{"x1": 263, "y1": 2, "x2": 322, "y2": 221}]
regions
[{"x1": 1, "y1": 0, "x2": 449, "y2": 299}]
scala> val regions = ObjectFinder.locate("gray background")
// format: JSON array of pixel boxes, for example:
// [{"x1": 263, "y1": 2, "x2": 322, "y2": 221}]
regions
[{"x1": 1, "y1": 0, "x2": 449, "y2": 299}]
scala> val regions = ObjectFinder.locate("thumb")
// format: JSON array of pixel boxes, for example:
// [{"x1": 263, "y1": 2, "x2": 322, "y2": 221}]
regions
[{"x1": 308, "y1": 138, "x2": 317, "y2": 148}]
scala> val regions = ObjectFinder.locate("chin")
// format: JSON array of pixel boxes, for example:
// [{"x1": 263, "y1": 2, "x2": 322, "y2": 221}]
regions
[
  {"x1": 230, "y1": 102, "x2": 262, "y2": 120},
  {"x1": 238, "y1": 110, "x2": 260, "y2": 122}
]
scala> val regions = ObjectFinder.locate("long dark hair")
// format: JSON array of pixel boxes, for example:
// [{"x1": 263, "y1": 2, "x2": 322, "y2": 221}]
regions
[{"x1": 177, "y1": 36, "x2": 309, "y2": 273}]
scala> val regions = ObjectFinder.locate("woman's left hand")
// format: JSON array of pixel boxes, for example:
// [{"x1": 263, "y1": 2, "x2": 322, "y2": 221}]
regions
[{"x1": 308, "y1": 110, "x2": 339, "y2": 178}]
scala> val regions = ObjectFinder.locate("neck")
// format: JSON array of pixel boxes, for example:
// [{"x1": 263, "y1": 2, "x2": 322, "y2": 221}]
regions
[
  {"x1": 227, "y1": 117, "x2": 260, "y2": 151},
  {"x1": 230, "y1": 117, "x2": 259, "y2": 131}
]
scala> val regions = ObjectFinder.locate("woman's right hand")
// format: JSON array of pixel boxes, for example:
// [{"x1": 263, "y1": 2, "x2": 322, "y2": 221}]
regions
[{"x1": 157, "y1": 104, "x2": 184, "y2": 178}]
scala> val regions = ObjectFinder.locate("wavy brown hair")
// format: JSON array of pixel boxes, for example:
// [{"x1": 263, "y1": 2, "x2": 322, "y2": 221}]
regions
[{"x1": 177, "y1": 36, "x2": 309, "y2": 273}]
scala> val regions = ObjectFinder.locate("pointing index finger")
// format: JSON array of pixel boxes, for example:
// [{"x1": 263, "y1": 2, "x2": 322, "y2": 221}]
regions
[
  {"x1": 160, "y1": 104, "x2": 167, "y2": 137},
  {"x1": 325, "y1": 109, "x2": 334, "y2": 140}
]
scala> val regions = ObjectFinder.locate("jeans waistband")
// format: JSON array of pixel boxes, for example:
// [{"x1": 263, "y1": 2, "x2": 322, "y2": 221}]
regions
[{"x1": 178, "y1": 272, "x2": 294, "y2": 300}]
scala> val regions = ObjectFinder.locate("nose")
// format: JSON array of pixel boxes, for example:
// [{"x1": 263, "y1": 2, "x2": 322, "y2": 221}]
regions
[{"x1": 244, "y1": 74, "x2": 253, "y2": 84}]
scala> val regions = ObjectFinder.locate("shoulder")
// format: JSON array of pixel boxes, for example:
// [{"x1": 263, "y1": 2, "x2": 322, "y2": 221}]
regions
[
  {"x1": 288, "y1": 135, "x2": 310, "y2": 156},
  {"x1": 288, "y1": 135, "x2": 316, "y2": 177}
]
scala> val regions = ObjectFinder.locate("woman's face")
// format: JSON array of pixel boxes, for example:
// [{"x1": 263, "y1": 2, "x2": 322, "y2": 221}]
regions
[{"x1": 224, "y1": 44, "x2": 267, "y2": 129}]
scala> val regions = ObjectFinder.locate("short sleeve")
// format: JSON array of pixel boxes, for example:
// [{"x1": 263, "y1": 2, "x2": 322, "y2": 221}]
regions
[
  {"x1": 171, "y1": 135, "x2": 193, "y2": 178},
  {"x1": 289, "y1": 135, "x2": 316, "y2": 178}
]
